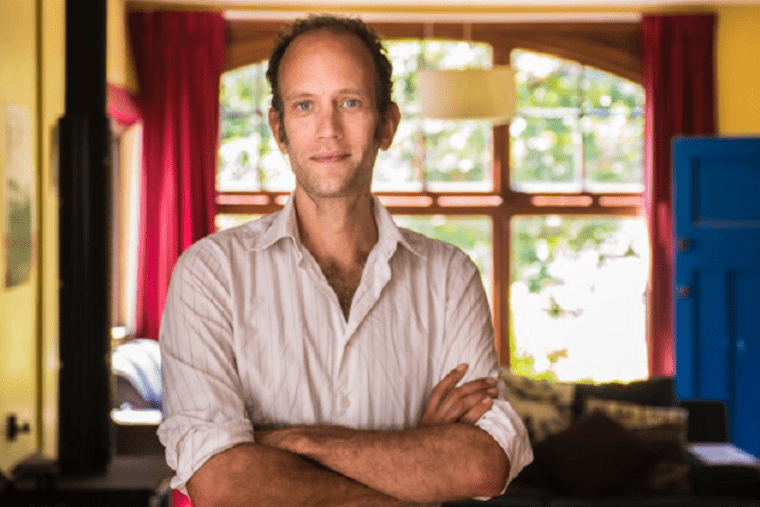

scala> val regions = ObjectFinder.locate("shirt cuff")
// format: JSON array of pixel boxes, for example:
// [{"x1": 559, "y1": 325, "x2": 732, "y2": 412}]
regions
[
  {"x1": 158, "y1": 417, "x2": 254, "y2": 495},
  {"x1": 472, "y1": 398, "x2": 534, "y2": 500}
]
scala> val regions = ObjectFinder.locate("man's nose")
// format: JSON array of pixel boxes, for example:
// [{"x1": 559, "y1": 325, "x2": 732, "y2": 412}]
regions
[{"x1": 316, "y1": 105, "x2": 343, "y2": 139}]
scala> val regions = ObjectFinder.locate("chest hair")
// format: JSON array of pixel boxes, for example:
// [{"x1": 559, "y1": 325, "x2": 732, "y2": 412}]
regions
[{"x1": 320, "y1": 261, "x2": 364, "y2": 320}]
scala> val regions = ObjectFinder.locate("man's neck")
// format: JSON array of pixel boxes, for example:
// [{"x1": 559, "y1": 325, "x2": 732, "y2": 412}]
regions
[
  {"x1": 294, "y1": 187, "x2": 378, "y2": 269},
  {"x1": 294, "y1": 188, "x2": 378, "y2": 319}
]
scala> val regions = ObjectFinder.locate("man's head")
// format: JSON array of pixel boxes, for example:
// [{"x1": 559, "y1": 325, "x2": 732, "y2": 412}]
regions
[
  {"x1": 265, "y1": 15, "x2": 400, "y2": 200},
  {"x1": 266, "y1": 15, "x2": 394, "y2": 141}
]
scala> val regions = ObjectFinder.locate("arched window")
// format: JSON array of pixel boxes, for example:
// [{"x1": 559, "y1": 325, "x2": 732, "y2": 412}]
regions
[{"x1": 217, "y1": 25, "x2": 647, "y2": 382}]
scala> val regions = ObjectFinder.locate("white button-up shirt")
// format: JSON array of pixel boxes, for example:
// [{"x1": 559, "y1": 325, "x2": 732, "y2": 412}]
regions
[{"x1": 157, "y1": 195, "x2": 533, "y2": 500}]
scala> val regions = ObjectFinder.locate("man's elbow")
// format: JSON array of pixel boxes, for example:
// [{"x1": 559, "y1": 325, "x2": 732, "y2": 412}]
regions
[
  {"x1": 187, "y1": 474, "x2": 233, "y2": 507},
  {"x1": 472, "y1": 445, "x2": 510, "y2": 498},
  {"x1": 186, "y1": 443, "x2": 258, "y2": 507}
]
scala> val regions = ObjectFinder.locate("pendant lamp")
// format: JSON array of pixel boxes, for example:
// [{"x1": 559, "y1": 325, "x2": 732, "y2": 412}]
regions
[{"x1": 418, "y1": 66, "x2": 517, "y2": 125}]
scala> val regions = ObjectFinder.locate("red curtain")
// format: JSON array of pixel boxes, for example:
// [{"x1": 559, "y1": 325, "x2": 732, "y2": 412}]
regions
[
  {"x1": 107, "y1": 84, "x2": 141, "y2": 127},
  {"x1": 129, "y1": 11, "x2": 224, "y2": 342},
  {"x1": 642, "y1": 14, "x2": 716, "y2": 376}
]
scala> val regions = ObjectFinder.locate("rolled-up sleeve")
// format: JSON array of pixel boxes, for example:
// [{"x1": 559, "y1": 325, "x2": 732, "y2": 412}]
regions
[
  {"x1": 473, "y1": 399, "x2": 534, "y2": 495},
  {"x1": 438, "y1": 249, "x2": 534, "y2": 499},
  {"x1": 157, "y1": 240, "x2": 254, "y2": 495}
]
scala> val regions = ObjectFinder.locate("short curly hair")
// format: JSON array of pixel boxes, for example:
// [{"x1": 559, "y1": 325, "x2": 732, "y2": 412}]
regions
[{"x1": 266, "y1": 15, "x2": 393, "y2": 122}]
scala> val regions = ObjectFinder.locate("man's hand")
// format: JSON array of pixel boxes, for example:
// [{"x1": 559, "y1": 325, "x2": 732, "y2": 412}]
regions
[{"x1": 420, "y1": 363, "x2": 499, "y2": 426}]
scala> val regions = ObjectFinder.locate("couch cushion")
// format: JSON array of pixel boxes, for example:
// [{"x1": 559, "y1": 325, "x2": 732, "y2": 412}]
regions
[
  {"x1": 532, "y1": 411, "x2": 655, "y2": 497},
  {"x1": 573, "y1": 376, "x2": 675, "y2": 420},
  {"x1": 499, "y1": 370, "x2": 575, "y2": 445},
  {"x1": 583, "y1": 397, "x2": 690, "y2": 494}
]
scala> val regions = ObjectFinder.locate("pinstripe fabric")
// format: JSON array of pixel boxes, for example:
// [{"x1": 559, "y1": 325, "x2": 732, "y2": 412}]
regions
[{"x1": 157, "y1": 194, "x2": 533, "y2": 499}]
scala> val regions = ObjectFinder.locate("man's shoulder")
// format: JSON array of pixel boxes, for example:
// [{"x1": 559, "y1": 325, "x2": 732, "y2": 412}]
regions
[
  {"x1": 192, "y1": 214, "x2": 279, "y2": 252},
  {"x1": 177, "y1": 213, "x2": 281, "y2": 269},
  {"x1": 396, "y1": 227, "x2": 473, "y2": 267}
]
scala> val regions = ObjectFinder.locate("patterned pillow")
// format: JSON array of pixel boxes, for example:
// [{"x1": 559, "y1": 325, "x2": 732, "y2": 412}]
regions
[
  {"x1": 583, "y1": 396, "x2": 691, "y2": 494},
  {"x1": 533, "y1": 411, "x2": 656, "y2": 496},
  {"x1": 499, "y1": 370, "x2": 575, "y2": 445}
]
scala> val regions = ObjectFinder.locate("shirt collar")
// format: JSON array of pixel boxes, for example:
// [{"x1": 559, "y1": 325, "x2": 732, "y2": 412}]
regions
[{"x1": 247, "y1": 192, "x2": 425, "y2": 260}]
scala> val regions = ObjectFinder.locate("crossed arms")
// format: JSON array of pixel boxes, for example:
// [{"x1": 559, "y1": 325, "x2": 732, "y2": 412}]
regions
[{"x1": 186, "y1": 365, "x2": 510, "y2": 507}]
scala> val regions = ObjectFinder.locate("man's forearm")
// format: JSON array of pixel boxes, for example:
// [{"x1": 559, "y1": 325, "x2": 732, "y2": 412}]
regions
[
  {"x1": 258, "y1": 423, "x2": 509, "y2": 505},
  {"x1": 187, "y1": 442, "x2": 409, "y2": 507}
]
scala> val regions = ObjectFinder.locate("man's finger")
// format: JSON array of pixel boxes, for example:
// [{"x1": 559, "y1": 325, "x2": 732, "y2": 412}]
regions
[
  {"x1": 426, "y1": 363, "x2": 469, "y2": 410},
  {"x1": 459, "y1": 396, "x2": 494, "y2": 424},
  {"x1": 437, "y1": 378, "x2": 497, "y2": 415},
  {"x1": 439, "y1": 386, "x2": 498, "y2": 421},
  {"x1": 449, "y1": 377, "x2": 497, "y2": 398}
]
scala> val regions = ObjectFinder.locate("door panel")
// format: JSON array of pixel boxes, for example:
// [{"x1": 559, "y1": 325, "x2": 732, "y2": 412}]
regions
[
  {"x1": 695, "y1": 269, "x2": 729, "y2": 402},
  {"x1": 673, "y1": 137, "x2": 760, "y2": 456},
  {"x1": 733, "y1": 269, "x2": 760, "y2": 454}
]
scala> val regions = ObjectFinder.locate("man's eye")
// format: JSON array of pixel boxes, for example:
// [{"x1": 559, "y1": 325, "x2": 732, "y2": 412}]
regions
[
  {"x1": 295, "y1": 102, "x2": 311, "y2": 112},
  {"x1": 343, "y1": 99, "x2": 359, "y2": 108}
]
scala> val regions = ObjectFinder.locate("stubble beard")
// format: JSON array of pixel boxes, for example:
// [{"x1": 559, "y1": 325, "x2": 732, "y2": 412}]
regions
[
  {"x1": 279, "y1": 118, "x2": 383, "y2": 200},
  {"x1": 290, "y1": 152, "x2": 376, "y2": 200}
]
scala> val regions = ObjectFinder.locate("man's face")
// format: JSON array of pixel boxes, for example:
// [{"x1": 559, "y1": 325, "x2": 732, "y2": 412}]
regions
[{"x1": 268, "y1": 29, "x2": 399, "y2": 200}]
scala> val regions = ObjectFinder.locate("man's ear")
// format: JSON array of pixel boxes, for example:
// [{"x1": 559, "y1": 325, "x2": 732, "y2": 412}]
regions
[
  {"x1": 378, "y1": 102, "x2": 401, "y2": 151},
  {"x1": 268, "y1": 107, "x2": 288, "y2": 152}
]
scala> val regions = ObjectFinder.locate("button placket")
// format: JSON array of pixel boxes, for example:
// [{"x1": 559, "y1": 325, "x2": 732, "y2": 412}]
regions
[{"x1": 337, "y1": 333, "x2": 356, "y2": 416}]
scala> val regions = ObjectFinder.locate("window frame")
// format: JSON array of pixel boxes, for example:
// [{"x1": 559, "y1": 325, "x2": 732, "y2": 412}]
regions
[{"x1": 218, "y1": 21, "x2": 645, "y2": 366}]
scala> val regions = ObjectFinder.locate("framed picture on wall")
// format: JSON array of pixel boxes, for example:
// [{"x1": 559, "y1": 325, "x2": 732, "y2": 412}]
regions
[{"x1": 1, "y1": 102, "x2": 35, "y2": 289}]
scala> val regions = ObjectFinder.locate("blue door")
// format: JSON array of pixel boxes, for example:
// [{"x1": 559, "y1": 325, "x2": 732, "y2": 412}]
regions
[{"x1": 673, "y1": 137, "x2": 760, "y2": 456}]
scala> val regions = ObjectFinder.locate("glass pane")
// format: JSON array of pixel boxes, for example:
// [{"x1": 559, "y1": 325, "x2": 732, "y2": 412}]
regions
[
  {"x1": 510, "y1": 216, "x2": 649, "y2": 382},
  {"x1": 394, "y1": 215, "x2": 493, "y2": 306},
  {"x1": 218, "y1": 62, "x2": 292, "y2": 192},
  {"x1": 510, "y1": 114, "x2": 581, "y2": 192},
  {"x1": 581, "y1": 67, "x2": 644, "y2": 111},
  {"x1": 582, "y1": 67, "x2": 644, "y2": 191},
  {"x1": 424, "y1": 119, "x2": 493, "y2": 191},
  {"x1": 582, "y1": 112, "x2": 644, "y2": 191},
  {"x1": 511, "y1": 50, "x2": 582, "y2": 192},
  {"x1": 374, "y1": 39, "x2": 493, "y2": 191},
  {"x1": 374, "y1": 118, "x2": 423, "y2": 191},
  {"x1": 510, "y1": 50, "x2": 645, "y2": 194},
  {"x1": 218, "y1": 113, "x2": 265, "y2": 191},
  {"x1": 215, "y1": 214, "x2": 261, "y2": 231},
  {"x1": 513, "y1": 49, "x2": 581, "y2": 110}
]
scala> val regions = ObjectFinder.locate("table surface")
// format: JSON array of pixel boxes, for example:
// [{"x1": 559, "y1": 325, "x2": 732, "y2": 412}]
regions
[
  {"x1": 15, "y1": 455, "x2": 173, "y2": 492},
  {"x1": 688, "y1": 442, "x2": 760, "y2": 466}
]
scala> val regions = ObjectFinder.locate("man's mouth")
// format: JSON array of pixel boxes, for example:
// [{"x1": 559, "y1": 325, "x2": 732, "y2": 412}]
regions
[{"x1": 311, "y1": 153, "x2": 350, "y2": 163}]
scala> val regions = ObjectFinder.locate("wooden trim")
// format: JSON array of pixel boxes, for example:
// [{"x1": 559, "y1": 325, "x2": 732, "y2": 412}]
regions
[{"x1": 224, "y1": 20, "x2": 642, "y2": 83}]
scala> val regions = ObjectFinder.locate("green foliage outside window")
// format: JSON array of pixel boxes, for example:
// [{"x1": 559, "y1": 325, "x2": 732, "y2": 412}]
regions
[{"x1": 511, "y1": 50, "x2": 644, "y2": 192}]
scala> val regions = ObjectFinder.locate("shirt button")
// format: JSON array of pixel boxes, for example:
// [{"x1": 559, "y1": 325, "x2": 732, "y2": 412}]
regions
[{"x1": 341, "y1": 397, "x2": 351, "y2": 408}]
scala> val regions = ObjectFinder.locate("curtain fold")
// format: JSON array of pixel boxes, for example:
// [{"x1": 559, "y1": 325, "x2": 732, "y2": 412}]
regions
[
  {"x1": 642, "y1": 14, "x2": 716, "y2": 376},
  {"x1": 129, "y1": 11, "x2": 225, "y2": 343}
]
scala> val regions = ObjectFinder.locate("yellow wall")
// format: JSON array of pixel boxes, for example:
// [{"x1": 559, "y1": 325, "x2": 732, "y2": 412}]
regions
[
  {"x1": 716, "y1": 5, "x2": 760, "y2": 136},
  {"x1": 108, "y1": 0, "x2": 138, "y2": 92},
  {"x1": 0, "y1": 0, "x2": 41, "y2": 472},
  {"x1": 39, "y1": 0, "x2": 65, "y2": 460},
  {"x1": 0, "y1": 0, "x2": 63, "y2": 474}
]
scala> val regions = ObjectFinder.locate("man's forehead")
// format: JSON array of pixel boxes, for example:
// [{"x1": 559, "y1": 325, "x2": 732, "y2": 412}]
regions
[
  {"x1": 277, "y1": 28, "x2": 378, "y2": 95},
  {"x1": 282, "y1": 28, "x2": 371, "y2": 65}
]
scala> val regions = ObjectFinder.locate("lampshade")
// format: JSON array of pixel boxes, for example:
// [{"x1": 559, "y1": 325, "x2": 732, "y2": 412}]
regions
[{"x1": 418, "y1": 66, "x2": 517, "y2": 125}]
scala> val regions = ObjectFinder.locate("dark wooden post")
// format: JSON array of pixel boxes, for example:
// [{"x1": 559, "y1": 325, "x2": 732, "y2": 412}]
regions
[{"x1": 58, "y1": 0, "x2": 112, "y2": 476}]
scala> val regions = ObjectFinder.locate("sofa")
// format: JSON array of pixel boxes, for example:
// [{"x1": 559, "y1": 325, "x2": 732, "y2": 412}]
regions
[
  {"x1": 109, "y1": 342, "x2": 759, "y2": 506},
  {"x1": 445, "y1": 374, "x2": 760, "y2": 507}
]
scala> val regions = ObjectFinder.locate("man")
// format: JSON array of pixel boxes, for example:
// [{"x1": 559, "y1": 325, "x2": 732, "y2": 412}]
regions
[{"x1": 158, "y1": 15, "x2": 532, "y2": 507}]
